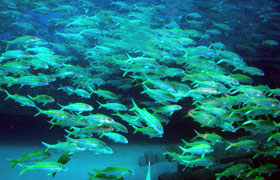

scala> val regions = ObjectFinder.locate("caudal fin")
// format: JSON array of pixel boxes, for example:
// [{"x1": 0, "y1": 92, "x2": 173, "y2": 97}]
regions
[{"x1": 7, "y1": 159, "x2": 18, "y2": 169}]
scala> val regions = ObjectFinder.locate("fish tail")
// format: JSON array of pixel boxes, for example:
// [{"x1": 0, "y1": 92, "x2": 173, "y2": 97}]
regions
[
  {"x1": 34, "y1": 106, "x2": 42, "y2": 117},
  {"x1": 98, "y1": 132, "x2": 104, "y2": 138},
  {"x1": 253, "y1": 153, "x2": 259, "y2": 159},
  {"x1": 41, "y1": 142, "x2": 51, "y2": 152},
  {"x1": 91, "y1": 168, "x2": 101, "y2": 174},
  {"x1": 88, "y1": 86, "x2": 95, "y2": 95},
  {"x1": 19, "y1": 167, "x2": 28, "y2": 176},
  {"x1": 7, "y1": 159, "x2": 18, "y2": 169},
  {"x1": 4, "y1": 90, "x2": 10, "y2": 100},
  {"x1": 120, "y1": 68, "x2": 129, "y2": 77},
  {"x1": 88, "y1": 172, "x2": 96, "y2": 180},
  {"x1": 130, "y1": 99, "x2": 138, "y2": 111},
  {"x1": 27, "y1": 95, "x2": 33, "y2": 99},
  {"x1": 96, "y1": 100, "x2": 103, "y2": 109},
  {"x1": 225, "y1": 145, "x2": 232, "y2": 151},
  {"x1": 178, "y1": 146, "x2": 186, "y2": 155},
  {"x1": 194, "y1": 129, "x2": 200, "y2": 136},
  {"x1": 267, "y1": 136, "x2": 272, "y2": 142},
  {"x1": 131, "y1": 125, "x2": 139, "y2": 134},
  {"x1": 215, "y1": 174, "x2": 221, "y2": 180},
  {"x1": 217, "y1": 59, "x2": 224, "y2": 64},
  {"x1": 57, "y1": 103, "x2": 64, "y2": 109},
  {"x1": 181, "y1": 138, "x2": 188, "y2": 145},
  {"x1": 5, "y1": 42, "x2": 10, "y2": 51}
]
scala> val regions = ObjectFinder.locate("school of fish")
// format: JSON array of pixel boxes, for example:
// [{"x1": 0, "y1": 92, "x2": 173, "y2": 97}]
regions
[{"x1": 1, "y1": 0, "x2": 280, "y2": 179}]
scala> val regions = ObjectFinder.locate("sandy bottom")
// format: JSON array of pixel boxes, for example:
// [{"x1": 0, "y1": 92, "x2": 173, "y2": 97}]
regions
[{"x1": 1, "y1": 143, "x2": 178, "y2": 180}]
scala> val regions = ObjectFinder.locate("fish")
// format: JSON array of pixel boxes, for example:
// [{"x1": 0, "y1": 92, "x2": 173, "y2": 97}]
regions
[
  {"x1": 3, "y1": 35, "x2": 43, "y2": 50},
  {"x1": 58, "y1": 102, "x2": 93, "y2": 112},
  {"x1": 245, "y1": 163, "x2": 278, "y2": 178},
  {"x1": 8, "y1": 151, "x2": 51, "y2": 169},
  {"x1": 41, "y1": 141, "x2": 86, "y2": 152},
  {"x1": 113, "y1": 111, "x2": 142, "y2": 127},
  {"x1": 100, "y1": 132, "x2": 128, "y2": 144},
  {"x1": 67, "y1": 124, "x2": 114, "y2": 136},
  {"x1": 8, "y1": 75, "x2": 49, "y2": 88},
  {"x1": 88, "y1": 173, "x2": 124, "y2": 180},
  {"x1": 91, "y1": 166, "x2": 134, "y2": 177},
  {"x1": 91, "y1": 89, "x2": 119, "y2": 100},
  {"x1": 179, "y1": 143, "x2": 213, "y2": 158},
  {"x1": 18, "y1": 161, "x2": 68, "y2": 176},
  {"x1": 262, "y1": 40, "x2": 279, "y2": 46},
  {"x1": 27, "y1": 94, "x2": 55, "y2": 105},
  {"x1": 267, "y1": 132, "x2": 280, "y2": 142},
  {"x1": 4, "y1": 90, "x2": 36, "y2": 107},
  {"x1": 34, "y1": 107, "x2": 73, "y2": 121},
  {"x1": 130, "y1": 99, "x2": 164, "y2": 135},
  {"x1": 65, "y1": 136, "x2": 111, "y2": 153},
  {"x1": 132, "y1": 125, "x2": 163, "y2": 138},
  {"x1": 193, "y1": 130, "x2": 223, "y2": 144},
  {"x1": 80, "y1": 113, "x2": 115, "y2": 124},
  {"x1": 233, "y1": 66, "x2": 265, "y2": 76},
  {"x1": 181, "y1": 156, "x2": 216, "y2": 168},
  {"x1": 225, "y1": 139, "x2": 258, "y2": 152},
  {"x1": 154, "y1": 104, "x2": 182, "y2": 116},
  {"x1": 110, "y1": 122, "x2": 128, "y2": 133},
  {"x1": 215, "y1": 163, "x2": 250, "y2": 180},
  {"x1": 97, "y1": 101, "x2": 127, "y2": 111}
]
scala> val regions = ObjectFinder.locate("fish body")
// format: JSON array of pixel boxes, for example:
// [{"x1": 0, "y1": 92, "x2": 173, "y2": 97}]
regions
[
  {"x1": 113, "y1": 112, "x2": 142, "y2": 127},
  {"x1": 70, "y1": 88, "x2": 91, "y2": 98},
  {"x1": 59, "y1": 102, "x2": 93, "y2": 112},
  {"x1": 225, "y1": 139, "x2": 258, "y2": 151},
  {"x1": 267, "y1": 132, "x2": 280, "y2": 142},
  {"x1": 27, "y1": 94, "x2": 55, "y2": 105},
  {"x1": 101, "y1": 132, "x2": 128, "y2": 144},
  {"x1": 111, "y1": 122, "x2": 128, "y2": 133},
  {"x1": 8, "y1": 151, "x2": 51, "y2": 169},
  {"x1": 4, "y1": 35, "x2": 43, "y2": 50},
  {"x1": 97, "y1": 101, "x2": 127, "y2": 111},
  {"x1": 130, "y1": 99, "x2": 163, "y2": 135},
  {"x1": 154, "y1": 104, "x2": 182, "y2": 116},
  {"x1": 65, "y1": 136, "x2": 110, "y2": 153},
  {"x1": 81, "y1": 114, "x2": 115, "y2": 124},
  {"x1": 193, "y1": 130, "x2": 223, "y2": 144},
  {"x1": 132, "y1": 125, "x2": 163, "y2": 138},
  {"x1": 0, "y1": 50, "x2": 29, "y2": 60},
  {"x1": 4, "y1": 90, "x2": 36, "y2": 107},
  {"x1": 253, "y1": 145, "x2": 280, "y2": 158},
  {"x1": 215, "y1": 163, "x2": 250, "y2": 180},
  {"x1": 179, "y1": 143, "x2": 213, "y2": 157},
  {"x1": 262, "y1": 40, "x2": 279, "y2": 46},
  {"x1": 19, "y1": 161, "x2": 68, "y2": 176},
  {"x1": 8, "y1": 75, "x2": 49, "y2": 88},
  {"x1": 181, "y1": 156, "x2": 216, "y2": 168},
  {"x1": 91, "y1": 89, "x2": 118, "y2": 100},
  {"x1": 41, "y1": 141, "x2": 86, "y2": 152},
  {"x1": 68, "y1": 124, "x2": 114, "y2": 135},
  {"x1": 92, "y1": 166, "x2": 134, "y2": 177},
  {"x1": 245, "y1": 163, "x2": 278, "y2": 178},
  {"x1": 35, "y1": 107, "x2": 73, "y2": 120}
]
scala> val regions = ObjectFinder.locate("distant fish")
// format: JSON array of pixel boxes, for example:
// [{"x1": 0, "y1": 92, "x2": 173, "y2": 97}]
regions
[{"x1": 262, "y1": 40, "x2": 279, "y2": 46}]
